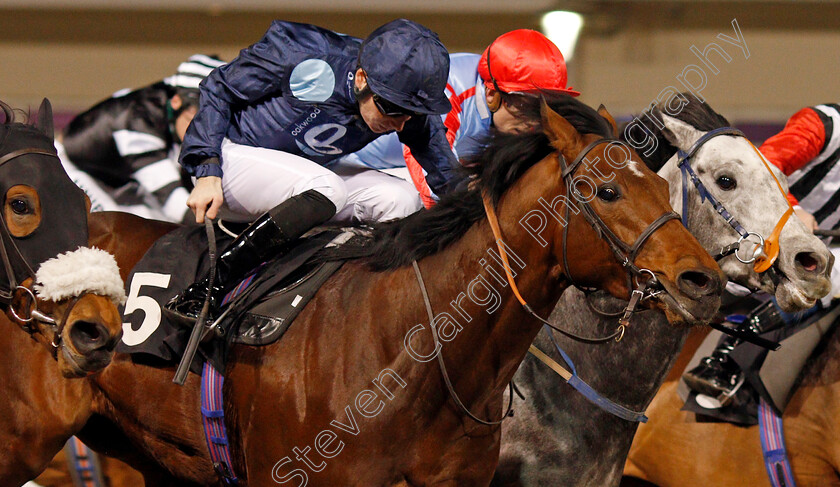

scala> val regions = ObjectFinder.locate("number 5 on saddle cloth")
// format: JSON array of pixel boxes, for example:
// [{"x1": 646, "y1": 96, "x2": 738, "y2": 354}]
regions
[{"x1": 117, "y1": 223, "x2": 348, "y2": 374}]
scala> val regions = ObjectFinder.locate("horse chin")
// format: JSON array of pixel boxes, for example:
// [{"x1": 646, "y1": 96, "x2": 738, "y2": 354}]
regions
[
  {"x1": 655, "y1": 278, "x2": 720, "y2": 326},
  {"x1": 773, "y1": 275, "x2": 827, "y2": 312},
  {"x1": 58, "y1": 346, "x2": 113, "y2": 378}
]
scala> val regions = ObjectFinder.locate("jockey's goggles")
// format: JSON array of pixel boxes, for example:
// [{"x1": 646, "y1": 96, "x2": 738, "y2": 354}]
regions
[{"x1": 372, "y1": 93, "x2": 418, "y2": 118}]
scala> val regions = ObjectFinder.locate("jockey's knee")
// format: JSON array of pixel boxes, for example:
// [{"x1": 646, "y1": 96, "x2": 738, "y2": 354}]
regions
[
  {"x1": 309, "y1": 172, "x2": 348, "y2": 212},
  {"x1": 360, "y1": 183, "x2": 423, "y2": 222}
]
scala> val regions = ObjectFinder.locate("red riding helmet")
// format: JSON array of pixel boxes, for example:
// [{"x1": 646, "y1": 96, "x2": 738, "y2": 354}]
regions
[{"x1": 478, "y1": 29, "x2": 580, "y2": 96}]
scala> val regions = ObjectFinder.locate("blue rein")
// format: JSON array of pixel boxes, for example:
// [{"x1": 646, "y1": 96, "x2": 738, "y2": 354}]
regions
[{"x1": 543, "y1": 324, "x2": 648, "y2": 422}]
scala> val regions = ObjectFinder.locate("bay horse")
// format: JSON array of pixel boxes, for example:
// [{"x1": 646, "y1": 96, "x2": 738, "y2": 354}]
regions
[
  {"x1": 621, "y1": 321, "x2": 840, "y2": 487},
  {"x1": 0, "y1": 99, "x2": 125, "y2": 485},
  {"x1": 76, "y1": 96, "x2": 725, "y2": 486},
  {"x1": 491, "y1": 94, "x2": 832, "y2": 486}
]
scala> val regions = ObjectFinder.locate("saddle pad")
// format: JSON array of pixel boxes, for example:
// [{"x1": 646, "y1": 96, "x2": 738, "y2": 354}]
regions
[
  {"x1": 117, "y1": 224, "x2": 229, "y2": 367},
  {"x1": 116, "y1": 225, "x2": 345, "y2": 374},
  {"x1": 233, "y1": 259, "x2": 344, "y2": 346}
]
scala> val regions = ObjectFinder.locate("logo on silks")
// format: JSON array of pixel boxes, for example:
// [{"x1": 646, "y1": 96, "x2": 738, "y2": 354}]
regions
[
  {"x1": 0, "y1": 123, "x2": 89, "y2": 291},
  {"x1": 287, "y1": 108, "x2": 348, "y2": 157}
]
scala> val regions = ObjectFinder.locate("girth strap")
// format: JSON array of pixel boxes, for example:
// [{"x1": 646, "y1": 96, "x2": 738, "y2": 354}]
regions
[{"x1": 759, "y1": 398, "x2": 797, "y2": 487}]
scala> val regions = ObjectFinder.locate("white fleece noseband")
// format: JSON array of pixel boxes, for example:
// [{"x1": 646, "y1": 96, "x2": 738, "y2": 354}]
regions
[{"x1": 34, "y1": 247, "x2": 126, "y2": 305}]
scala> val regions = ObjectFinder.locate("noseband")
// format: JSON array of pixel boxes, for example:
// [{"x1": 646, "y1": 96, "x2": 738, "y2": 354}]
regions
[
  {"x1": 0, "y1": 146, "x2": 75, "y2": 351},
  {"x1": 677, "y1": 126, "x2": 794, "y2": 274},
  {"x1": 485, "y1": 138, "x2": 680, "y2": 343},
  {"x1": 560, "y1": 138, "x2": 679, "y2": 309}
]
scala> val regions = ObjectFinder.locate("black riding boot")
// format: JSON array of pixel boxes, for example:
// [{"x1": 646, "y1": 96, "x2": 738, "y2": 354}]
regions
[
  {"x1": 165, "y1": 189, "x2": 337, "y2": 322},
  {"x1": 683, "y1": 299, "x2": 786, "y2": 404}
]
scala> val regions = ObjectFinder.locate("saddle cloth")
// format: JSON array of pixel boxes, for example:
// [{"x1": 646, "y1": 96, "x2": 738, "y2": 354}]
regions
[{"x1": 117, "y1": 224, "x2": 351, "y2": 373}]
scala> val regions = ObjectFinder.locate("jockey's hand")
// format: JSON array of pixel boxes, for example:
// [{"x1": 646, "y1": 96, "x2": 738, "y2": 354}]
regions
[
  {"x1": 794, "y1": 206, "x2": 818, "y2": 232},
  {"x1": 188, "y1": 176, "x2": 223, "y2": 223}
]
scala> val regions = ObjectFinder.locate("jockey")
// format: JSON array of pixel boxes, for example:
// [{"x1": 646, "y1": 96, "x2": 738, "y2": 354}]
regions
[
  {"x1": 338, "y1": 28, "x2": 580, "y2": 208},
  {"x1": 684, "y1": 103, "x2": 840, "y2": 403},
  {"x1": 165, "y1": 18, "x2": 455, "y2": 321},
  {"x1": 57, "y1": 54, "x2": 225, "y2": 223}
]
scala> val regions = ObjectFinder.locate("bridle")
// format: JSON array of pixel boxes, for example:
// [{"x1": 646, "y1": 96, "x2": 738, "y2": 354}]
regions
[
  {"x1": 0, "y1": 145, "x2": 77, "y2": 355},
  {"x1": 412, "y1": 137, "x2": 682, "y2": 426},
  {"x1": 9, "y1": 285, "x2": 89, "y2": 358},
  {"x1": 557, "y1": 138, "x2": 680, "y2": 334},
  {"x1": 674, "y1": 126, "x2": 794, "y2": 350},
  {"x1": 677, "y1": 126, "x2": 794, "y2": 274}
]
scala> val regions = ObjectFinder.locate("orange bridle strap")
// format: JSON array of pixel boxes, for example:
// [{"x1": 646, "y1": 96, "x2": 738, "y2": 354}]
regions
[
  {"x1": 747, "y1": 140, "x2": 795, "y2": 273},
  {"x1": 482, "y1": 194, "x2": 528, "y2": 306}
]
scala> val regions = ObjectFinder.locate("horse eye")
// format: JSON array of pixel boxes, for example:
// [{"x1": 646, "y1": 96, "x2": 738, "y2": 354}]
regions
[
  {"x1": 597, "y1": 186, "x2": 620, "y2": 202},
  {"x1": 10, "y1": 198, "x2": 30, "y2": 215},
  {"x1": 716, "y1": 175, "x2": 737, "y2": 191}
]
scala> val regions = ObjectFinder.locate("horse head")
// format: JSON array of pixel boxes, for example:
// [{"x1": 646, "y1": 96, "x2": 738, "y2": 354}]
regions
[
  {"x1": 642, "y1": 94, "x2": 832, "y2": 311},
  {"x1": 0, "y1": 99, "x2": 124, "y2": 377},
  {"x1": 515, "y1": 98, "x2": 725, "y2": 325}
]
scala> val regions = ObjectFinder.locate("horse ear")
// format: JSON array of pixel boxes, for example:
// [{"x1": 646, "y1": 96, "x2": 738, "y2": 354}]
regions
[
  {"x1": 660, "y1": 114, "x2": 703, "y2": 151},
  {"x1": 35, "y1": 98, "x2": 54, "y2": 140},
  {"x1": 540, "y1": 98, "x2": 582, "y2": 160},
  {"x1": 597, "y1": 104, "x2": 618, "y2": 136}
]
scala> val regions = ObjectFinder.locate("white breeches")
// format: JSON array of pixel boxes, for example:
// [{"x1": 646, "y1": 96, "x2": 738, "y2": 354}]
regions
[{"x1": 219, "y1": 139, "x2": 421, "y2": 223}]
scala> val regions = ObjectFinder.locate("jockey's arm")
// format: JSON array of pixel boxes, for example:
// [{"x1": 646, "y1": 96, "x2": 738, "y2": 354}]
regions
[
  {"x1": 179, "y1": 21, "x2": 292, "y2": 181},
  {"x1": 398, "y1": 115, "x2": 460, "y2": 198}
]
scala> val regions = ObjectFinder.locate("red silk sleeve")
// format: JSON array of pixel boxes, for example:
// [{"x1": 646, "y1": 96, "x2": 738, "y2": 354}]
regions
[
  {"x1": 404, "y1": 145, "x2": 436, "y2": 209},
  {"x1": 759, "y1": 107, "x2": 826, "y2": 207},
  {"x1": 759, "y1": 107, "x2": 826, "y2": 176}
]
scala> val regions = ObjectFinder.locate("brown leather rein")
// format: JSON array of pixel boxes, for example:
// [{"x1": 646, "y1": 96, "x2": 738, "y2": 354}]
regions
[{"x1": 411, "y1": 138, "x2": 679, "y2": 425}]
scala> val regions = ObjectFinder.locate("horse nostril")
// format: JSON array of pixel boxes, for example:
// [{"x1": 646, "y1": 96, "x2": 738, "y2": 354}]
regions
[
  {"x1": 68, "y1": 320, "x2": 110, "y2": 353},
  {"x1": 677, "y1": 269, "x2": 718, "y2": 298},
  {"x1": 795, "y1": 251, "x2": 821, "y2": 273}
]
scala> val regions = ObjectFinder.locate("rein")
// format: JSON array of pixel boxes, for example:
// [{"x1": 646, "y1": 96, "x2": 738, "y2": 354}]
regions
[
  {"x1": 412, "y1": 260, "x2": 515, "y2": 426},
  {"x1": 408, "y1": 138, "x2": 678, "y2": 425}
]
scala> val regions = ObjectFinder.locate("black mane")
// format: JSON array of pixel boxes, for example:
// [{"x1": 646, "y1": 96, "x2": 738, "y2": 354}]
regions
[
  {"x1": 620, "y1": 92, "x2": 730, "y2": 172},
  {"x1": 328, "y1": 94, "x2": 614, "y2": 271}
]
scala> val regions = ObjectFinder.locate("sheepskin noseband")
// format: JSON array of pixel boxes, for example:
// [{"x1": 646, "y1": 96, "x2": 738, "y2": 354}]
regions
[{"x1": 34, "y1": 247, "x2": 126, "y2": 305}]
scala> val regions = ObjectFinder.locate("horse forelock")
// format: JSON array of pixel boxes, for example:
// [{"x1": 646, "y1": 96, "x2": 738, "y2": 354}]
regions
[{"x1": 327, "y1": 95, "x2": 615, "y2": 270}]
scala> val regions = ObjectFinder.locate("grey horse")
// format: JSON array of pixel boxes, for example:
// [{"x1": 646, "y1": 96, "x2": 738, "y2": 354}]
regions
[{"x1": 491, "y1": 94, "x2": 832, "y2": 487}]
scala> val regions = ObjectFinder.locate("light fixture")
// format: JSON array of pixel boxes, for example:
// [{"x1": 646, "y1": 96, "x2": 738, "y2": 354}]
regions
[{"x1": 540, "y1": 10, "x2": 584, "y2": 61}]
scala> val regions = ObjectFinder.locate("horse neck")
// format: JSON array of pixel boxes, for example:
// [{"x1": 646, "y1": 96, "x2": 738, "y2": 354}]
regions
[
  {"x1": 543, "y1": 290, "x2": 691, "y2": 410},
  {"x1": 415, "y1": 157, "x2": 569, "y2": 411},
  {"x1": 501, "y1": 290, "x2": 691, "y2": 485}
]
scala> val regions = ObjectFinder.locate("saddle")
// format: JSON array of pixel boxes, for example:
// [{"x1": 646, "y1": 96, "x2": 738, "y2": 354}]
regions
[
  {"x1": 679, "y1": 301, "x2": 840, "y2": 425},
  {"x1": 117, "y1": 223, "x2": 354, "y2": 373}
]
